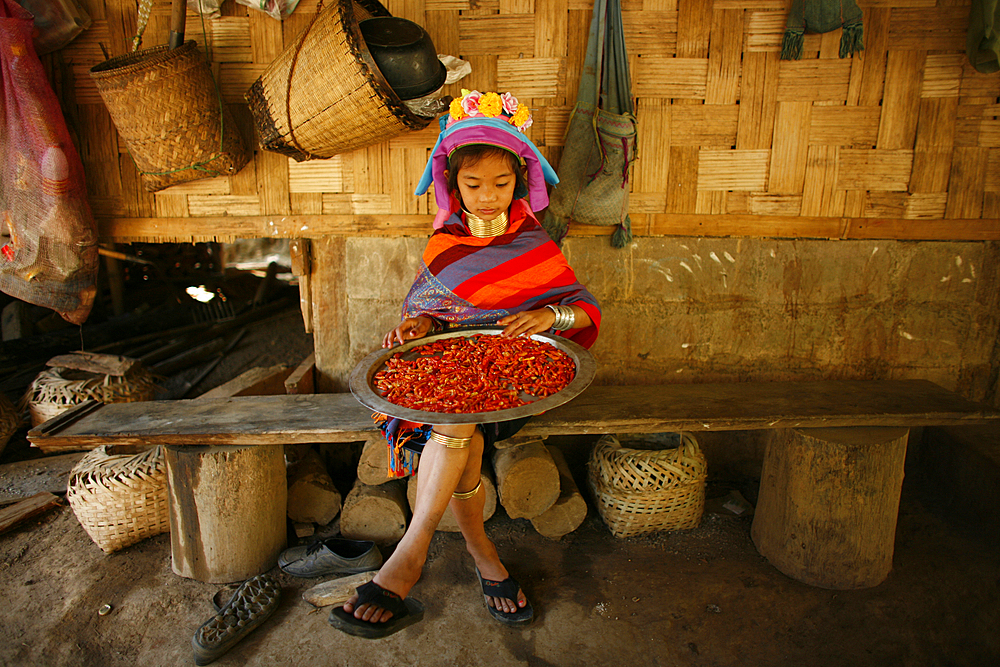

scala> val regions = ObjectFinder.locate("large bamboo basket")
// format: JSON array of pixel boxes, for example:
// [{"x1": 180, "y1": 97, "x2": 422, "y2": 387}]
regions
[
  {"x1": 588, "y1": 433, "x2": 707, "y2": 538},
  {"x1": 245, "y1": 0, "x2": 434, "y2": 161},
  {"x1": 90, "y1": 40, "x2": 249, "y2": 192},
  {"x1": 24, "y1": 364, "x2": 157, "y2": 427},
  {"x1": 66, "y1": 445, "x2": 169, "y2": 553}
]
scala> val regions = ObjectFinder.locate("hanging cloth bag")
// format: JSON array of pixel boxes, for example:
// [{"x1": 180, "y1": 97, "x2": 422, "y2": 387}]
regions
[
  {"x1": 543, "y1": 0, "x2": 636, "y2": 249},
  {"x1": 780, "y1": 0, "x2": 864, "y2": 60},
  {"x1": 0, "y1": 0, "x2": 98, "y2": 325}
]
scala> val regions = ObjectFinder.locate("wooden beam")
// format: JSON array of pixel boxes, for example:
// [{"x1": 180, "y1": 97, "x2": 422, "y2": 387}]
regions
[
  {"x1": 27, "y1": 380, "x2": 1000, "y2": 452},
  {"x1": 97, "y1": 214, "x2": 1000, "y2": 243}
]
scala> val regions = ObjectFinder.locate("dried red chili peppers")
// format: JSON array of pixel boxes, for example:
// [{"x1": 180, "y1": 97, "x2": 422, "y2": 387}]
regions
[{"x1": 374, "y1": 334, "x2": 576, "y2": 413}]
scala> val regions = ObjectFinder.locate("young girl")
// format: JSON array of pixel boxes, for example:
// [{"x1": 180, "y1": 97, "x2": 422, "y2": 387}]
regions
[{"x1": 330, "y1": 91, "x2": 601, "y2": 638}]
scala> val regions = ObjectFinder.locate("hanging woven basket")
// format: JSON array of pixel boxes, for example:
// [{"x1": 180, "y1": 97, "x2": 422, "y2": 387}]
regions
[
  {"x1": 23, "y1": 363, "x2": 157, "y2": 427},
  {"x1": 245, "y1": 0, "x2": 435, "y2": 161},
  {"x1": 90, "y1": 40, "x2": 249, "y2": 192},
  {"x1": 66, "y1": 445, "x2": 170, "y2": 553},
  {"x1": 588, "y1": 433, "x2": 707, "y2": 538}
]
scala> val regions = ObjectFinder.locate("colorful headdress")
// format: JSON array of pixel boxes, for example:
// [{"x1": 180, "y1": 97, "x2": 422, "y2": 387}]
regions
[{"x1": 415, "y1": 90, "x2": 559, "y2": 228}]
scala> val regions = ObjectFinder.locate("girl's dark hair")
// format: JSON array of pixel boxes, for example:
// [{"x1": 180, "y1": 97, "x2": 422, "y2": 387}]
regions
[{"x1": 446, "y1": 144, "x2": 528, "y2": 202}]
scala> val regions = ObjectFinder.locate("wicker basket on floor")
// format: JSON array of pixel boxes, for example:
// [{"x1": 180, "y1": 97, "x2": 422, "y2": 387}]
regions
[
  {"x1": 23, "y1": 364, "x2": 157, "y2": 427},
  {"x1": 66, "y1": 445, "x2": 169, "y2": 554},
  {"x1": 588, "y1": 433, "x2": 707, "y2": 538},
  {"x1": 245, "y1": 0, "x2": 435, "y2": 161}
]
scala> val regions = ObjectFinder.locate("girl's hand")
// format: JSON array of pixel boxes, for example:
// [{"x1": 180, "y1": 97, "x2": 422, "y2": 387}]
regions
[
  {"x1": 382, "y1": 316, "x2": 435, "y2": 348},
  {"x1": 497, "y1": 308, "x2": 557, "y2": 338}
]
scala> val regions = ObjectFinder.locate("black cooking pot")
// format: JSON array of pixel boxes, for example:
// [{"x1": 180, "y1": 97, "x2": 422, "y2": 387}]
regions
[{"x1": 359, "y1": 17, "x2": 447, "y2": 100}]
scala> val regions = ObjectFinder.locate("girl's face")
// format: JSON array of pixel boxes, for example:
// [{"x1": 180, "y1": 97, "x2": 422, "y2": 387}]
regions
[{"x1": 452, "y1": 153, "x2": 516, "y2": 221}]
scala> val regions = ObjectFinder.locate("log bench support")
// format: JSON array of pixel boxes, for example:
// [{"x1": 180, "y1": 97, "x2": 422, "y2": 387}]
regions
[
  {"x1": 751, "y1": 427, "x2": 909, "y2": 590},
  {"x1": 165, "y1": 445, "x2": 287, "y2": 584}
]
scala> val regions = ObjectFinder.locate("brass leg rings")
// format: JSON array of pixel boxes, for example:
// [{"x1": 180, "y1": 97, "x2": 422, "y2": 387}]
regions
[{"x1": 452, "y1": 480, "x2": 482, "y2": 500}]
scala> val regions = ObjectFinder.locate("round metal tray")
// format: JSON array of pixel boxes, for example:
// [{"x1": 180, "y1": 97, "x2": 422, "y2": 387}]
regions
[{"x1": 349, "y1": 326, "x2": 597, "y2": 424}]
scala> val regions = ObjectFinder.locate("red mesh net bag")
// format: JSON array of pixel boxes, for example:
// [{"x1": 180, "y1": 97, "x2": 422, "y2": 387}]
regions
[{"x1": 0, "y1": 0, "x2": 98, "y2": 325}]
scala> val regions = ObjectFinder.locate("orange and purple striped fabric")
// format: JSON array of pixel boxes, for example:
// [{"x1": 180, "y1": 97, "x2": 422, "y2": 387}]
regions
[{"x1": 402, "y1": 199, "x2": 601, "y2": 349}]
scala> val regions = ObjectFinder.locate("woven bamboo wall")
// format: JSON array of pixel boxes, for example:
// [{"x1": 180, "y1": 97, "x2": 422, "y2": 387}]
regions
[{"x1": 56, "y1": 0, "x2": 1000, "y2": 242}]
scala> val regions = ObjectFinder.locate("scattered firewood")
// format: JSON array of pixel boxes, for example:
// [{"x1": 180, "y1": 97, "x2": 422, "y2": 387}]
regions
[
  {"x1": 293, "y1": 522, "x2": 315, "y2": 538},
  {"x1": 405, "y1": 464, "x2": 497, "y2": 532},
  {"x1": 494, "y1": 434, "x2": 547, "y2": 451},
  {"x1": 302, "y1": 571, "x2": 376, "y2": 607},
  {"x1": 492, "y1": 439, "x2": 560, "y2": 520},
  {"x1": 530, "y1": 446, "x2": 588, "y2": 539},
  {"x1": 44, "y1": 352, "x2": 139, "y2": 377},
  {"x1": 339, "y1": 478, "x2": 408, "y2": 545},
  {"x1": 0, "y1": 492, "x2": 61, "y2": 534},
  {"x1": 284, "y1": 353, "x2": 315, "y2": 394},
  {"x1": 286, "y1": 449, "x2": 342, "y2": 526},
  {"x1": 197, "y1": 364, "x2": 293, "y2": 400}
]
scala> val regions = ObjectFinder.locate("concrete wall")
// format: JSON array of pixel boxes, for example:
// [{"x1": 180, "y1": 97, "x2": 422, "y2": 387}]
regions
[{"x1": 340, "y1": 236, "x2": 1000, "y2": 406}]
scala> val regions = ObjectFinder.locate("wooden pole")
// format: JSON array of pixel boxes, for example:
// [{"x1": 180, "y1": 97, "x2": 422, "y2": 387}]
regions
[
  {"x1": 165, "y1": 445, "x2": 287, "y2": 584},
  {"x1": 751, "y1": 427, "x2": 909, "y2": 590}
]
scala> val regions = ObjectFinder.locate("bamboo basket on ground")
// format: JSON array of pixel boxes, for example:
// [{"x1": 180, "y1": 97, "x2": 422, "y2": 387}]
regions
[
  {"x1": 0, "y1": 392, "x2": 20, "y2": 458},
  {"x1": 66, "y1": 445, "x2": 170, "y2": 553},
  {"x1": 245, "y1": 0, "x2": 435, "y2": 161},
  {"x1": 588, "y1": 433, "x2": 707, "y2": 538},
  {"x1": 23, "y1": 356, "x2": 157, "y2": 427}
]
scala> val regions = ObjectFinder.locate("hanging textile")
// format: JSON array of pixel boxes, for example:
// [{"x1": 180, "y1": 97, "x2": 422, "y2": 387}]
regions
[
  {"x1": 0, "y1": 0, "x2": 98, "y2": 324},
  {"x1": 543, "y1": 0, "x2": 636, "y2": 249},
  {"x1": 781, "y1": 0, "x2": 864, "y2": 60}
]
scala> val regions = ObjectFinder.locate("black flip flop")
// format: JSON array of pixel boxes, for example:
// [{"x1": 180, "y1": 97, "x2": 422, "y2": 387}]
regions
[
  {"x1": 328, "y1": 580, "x2": 424, "y2": 639},
  {"x1": 476, "y1": 567, "x2": 534, "y2": 626}
]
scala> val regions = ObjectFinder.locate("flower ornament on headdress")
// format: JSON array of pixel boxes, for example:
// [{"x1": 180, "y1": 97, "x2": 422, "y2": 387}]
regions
[
  {"x1": 447, "y1": 89, "x2": 534, "y2": 132},
  {"x1": 416, "y1": 90, "x2": 557, "y2": 228}
]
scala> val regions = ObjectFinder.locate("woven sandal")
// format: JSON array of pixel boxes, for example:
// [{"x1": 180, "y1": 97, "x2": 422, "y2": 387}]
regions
[
  {"x1": 328, "y1": 580, "x2": 424, "y2": 639},
  {"x1": 192, "y1": 573, "x2": 281, "y2": 666},
  {"x1": 476, "y1": 567, "x2": 533, "y2": 626}
]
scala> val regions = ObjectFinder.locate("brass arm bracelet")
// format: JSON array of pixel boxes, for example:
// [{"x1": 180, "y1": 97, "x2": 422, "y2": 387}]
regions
[{"x1": 428, "y1": 430, "x2": 473, "y2": 449}]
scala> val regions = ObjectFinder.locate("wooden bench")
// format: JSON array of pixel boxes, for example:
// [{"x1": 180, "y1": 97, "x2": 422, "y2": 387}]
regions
[{"x1": 29, "y1": 379, "x2": 1000, "y2": 589}]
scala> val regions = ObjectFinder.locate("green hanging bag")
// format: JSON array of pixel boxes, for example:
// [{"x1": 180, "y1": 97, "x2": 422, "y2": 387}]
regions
[{"x1": 544, "y1": 0, "x2": 636, "y2": 248}]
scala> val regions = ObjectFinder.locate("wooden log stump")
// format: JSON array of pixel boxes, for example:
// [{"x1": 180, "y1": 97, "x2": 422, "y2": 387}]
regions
[
  {"x1": 286, "y1": 448, "x2": 342, "y2": 525},
  {"x1": 405, "y1": 465, "x2": 497, "y2": 531},
  {"x1": 492, "y1": 440, "x2": 560, "y2": 520},
  {"x1": 751, "y1": 427, "x2": 909, "y2": 590},
  {"x1": 339, "y1": 478, "x2": 408, "y2": 545},
  {"x1": 165, "y1": 445, "x2": 287, "y2": 584},
  {"x1": 531, "y1": 446, "x2": 588, "y2": 539},
  {"x1": 357, "y1": 434, "x2": 406, "y2": 486}
]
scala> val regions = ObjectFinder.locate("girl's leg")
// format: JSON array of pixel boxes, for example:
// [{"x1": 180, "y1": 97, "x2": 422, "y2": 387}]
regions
[
  {"x1": 343, "y1": 423, "x2": 475, "y2": 623},
  {"x1": 449, "y1": 432, "x2": 527, "y2": 614}
]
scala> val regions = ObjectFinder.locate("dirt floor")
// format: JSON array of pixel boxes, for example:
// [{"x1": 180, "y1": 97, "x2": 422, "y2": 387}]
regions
[{"x1": 1, "y1": 307, "x2": 998, "y2": 667}]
